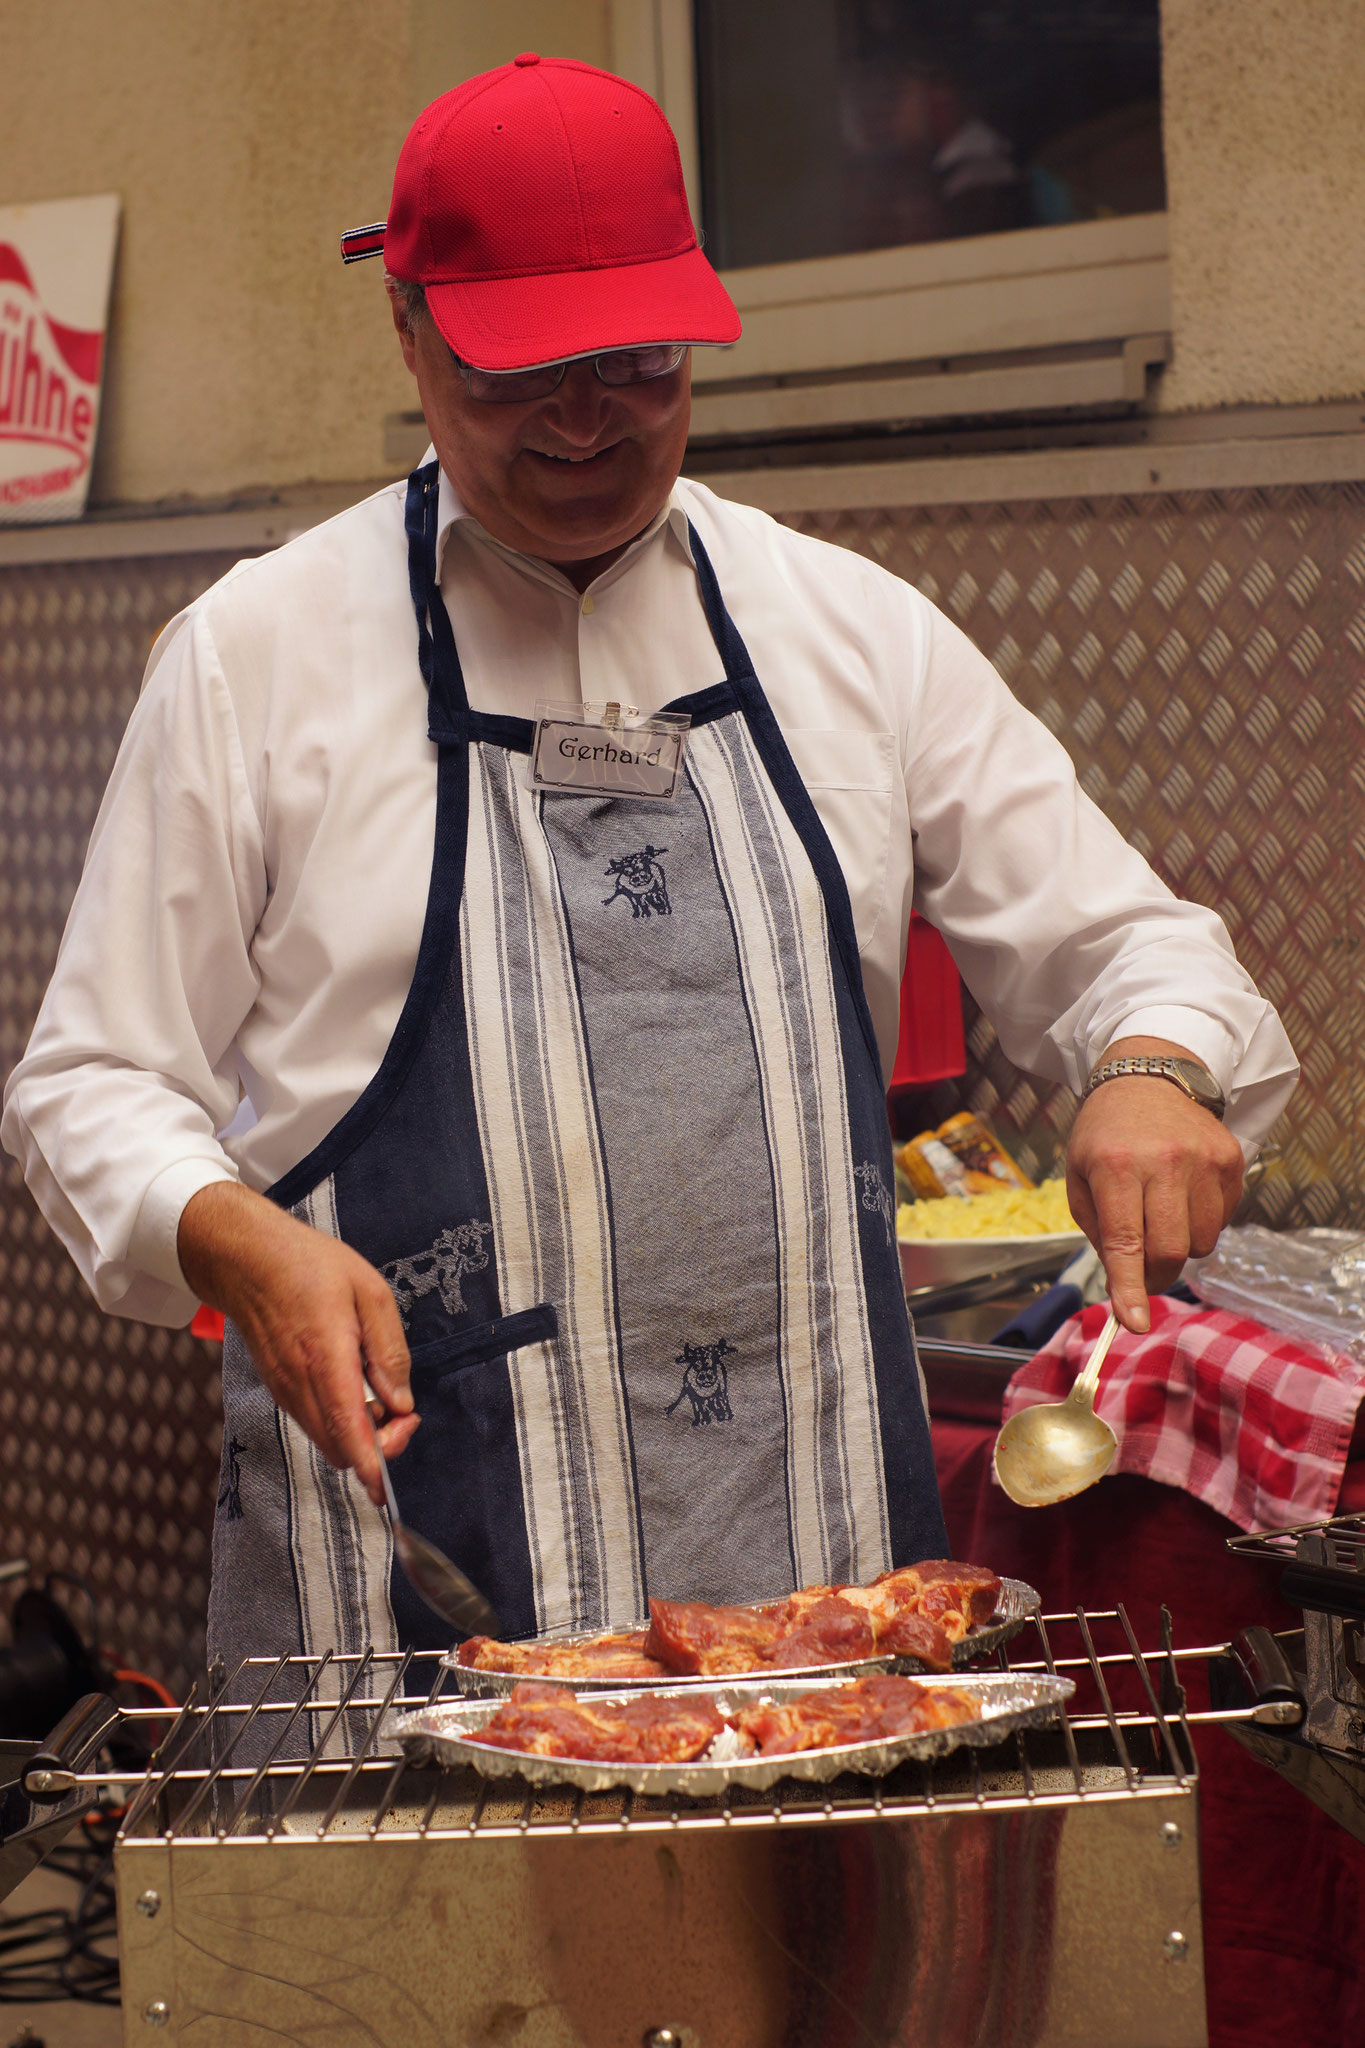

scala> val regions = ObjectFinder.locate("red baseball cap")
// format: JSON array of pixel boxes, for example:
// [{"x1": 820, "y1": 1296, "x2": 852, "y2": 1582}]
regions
[{"x1": 341, "y1": 53, "x2": 740, "y2": 372}]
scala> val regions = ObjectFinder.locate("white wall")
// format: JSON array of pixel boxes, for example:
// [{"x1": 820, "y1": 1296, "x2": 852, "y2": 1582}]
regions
[{"x1": 1160, "y1": 0, "x2": 1365, "y2": 409}]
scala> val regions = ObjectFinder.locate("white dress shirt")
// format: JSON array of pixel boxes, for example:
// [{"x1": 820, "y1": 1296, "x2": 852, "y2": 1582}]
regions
[{"x1": 2, "y1": 467, "x2": 1297, "y2": 1326}]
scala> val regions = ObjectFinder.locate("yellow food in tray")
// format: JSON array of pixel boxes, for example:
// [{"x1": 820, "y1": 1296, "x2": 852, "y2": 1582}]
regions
[{"x1": 897, "y1": 1179, "x2": 1077, "y2": 1241}]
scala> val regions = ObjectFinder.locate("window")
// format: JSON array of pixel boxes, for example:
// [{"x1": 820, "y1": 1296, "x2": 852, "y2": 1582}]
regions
[
  {"x1": 607, "y1": 0, "x2": 1171, "y2": 428},
  {"x1": 693, "y1": 0, "x2": 1164, "y2": 272}
]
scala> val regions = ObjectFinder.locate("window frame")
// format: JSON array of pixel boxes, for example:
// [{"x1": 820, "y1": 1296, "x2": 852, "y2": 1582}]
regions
[{"x1": 606, "y1": 0, "x2": 1171, "y2": 399}]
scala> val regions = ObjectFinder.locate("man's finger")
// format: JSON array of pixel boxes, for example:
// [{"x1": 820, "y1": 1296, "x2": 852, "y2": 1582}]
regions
[
  {"x1": 377, "y1": 1412, "x2": 421, "y2": 1461},
  {"x1": 1186, "y1": 1169, "x2": 1227, "y2": 1262},
  {"x1": 312, "y1": 1346, "x2": 386, "y2": 1495},
  {"x1": 1085, "y1": 1168, "x2": 1150, "y2": 1334},
  {"x1": 355, "y1": 1267, "x2": 414, "y2": 1416},
  {"x1": 1141, "y1": 1164, "x2": 1192, "y2": 1294}
]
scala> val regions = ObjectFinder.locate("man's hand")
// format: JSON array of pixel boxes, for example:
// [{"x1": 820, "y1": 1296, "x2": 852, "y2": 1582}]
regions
[
  {"x1": 178, "y1": 1182, "x2": 418, "y2": 1505},
  {"x1": 1065, "y1": 1037, "x2": 1244, "y2": 1335}
]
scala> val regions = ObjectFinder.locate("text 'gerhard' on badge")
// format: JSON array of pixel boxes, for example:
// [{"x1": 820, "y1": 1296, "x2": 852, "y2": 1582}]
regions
[{"x1": 529, "y1": 701, "x2": 691, "y2": 800}]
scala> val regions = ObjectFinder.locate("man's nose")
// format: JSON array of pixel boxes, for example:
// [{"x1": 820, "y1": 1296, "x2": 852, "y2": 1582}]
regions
[{"x1": 540, "y1": 363, "x2": 613, "y2": 445}]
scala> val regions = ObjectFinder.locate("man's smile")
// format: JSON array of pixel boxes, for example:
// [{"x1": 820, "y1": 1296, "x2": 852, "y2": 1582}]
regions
[{"x1": 527, "y1": 442, "x2": 623, "y2": 467}]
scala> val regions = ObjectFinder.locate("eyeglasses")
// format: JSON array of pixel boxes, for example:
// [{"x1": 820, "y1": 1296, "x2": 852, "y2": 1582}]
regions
[{"x1": 452, "y1": 343, "x2": 689, "y2": 404}]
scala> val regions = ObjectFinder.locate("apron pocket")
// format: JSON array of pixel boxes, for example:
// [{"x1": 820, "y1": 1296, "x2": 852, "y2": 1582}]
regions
[
  {"x1": 409, "y1": 1301, "x2": 559, "y2": 1380},
  {"x1": 393, "y1": 1301, "x2": 559, "y2": 1649}
]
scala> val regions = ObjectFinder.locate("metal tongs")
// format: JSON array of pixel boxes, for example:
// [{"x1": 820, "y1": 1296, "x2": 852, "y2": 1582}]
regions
[{"x1": 364, "y1": 1386, "x2": 498, "y2": 1637}]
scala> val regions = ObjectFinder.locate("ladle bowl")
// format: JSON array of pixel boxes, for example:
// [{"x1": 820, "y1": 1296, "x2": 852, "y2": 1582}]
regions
[{"x1": 992, "y1": 1308, "x2": 1121, "y2": 1508}]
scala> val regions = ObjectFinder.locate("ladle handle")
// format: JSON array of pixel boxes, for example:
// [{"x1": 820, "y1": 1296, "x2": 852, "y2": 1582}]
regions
[{"x1": 1070, "y1": 1308, "x2": 1120, "y2": 1409}]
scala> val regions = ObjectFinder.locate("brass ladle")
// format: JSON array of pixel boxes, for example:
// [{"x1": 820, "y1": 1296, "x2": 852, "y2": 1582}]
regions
[{"x1": 992, "y1": 1308, "x2": 1121, "y2": 1507}]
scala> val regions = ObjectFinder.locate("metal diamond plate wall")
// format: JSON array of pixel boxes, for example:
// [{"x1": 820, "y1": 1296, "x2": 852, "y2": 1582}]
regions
[
  {"x1": 792, "y1": 484, "x2": 1365, "y2": 1229},
  {"x1": 1, "y1": 481, "x2": 1362, "y2": 1693},
  {"x1": 0, "y1": 552, "x2": 245, "y2": 1701}
]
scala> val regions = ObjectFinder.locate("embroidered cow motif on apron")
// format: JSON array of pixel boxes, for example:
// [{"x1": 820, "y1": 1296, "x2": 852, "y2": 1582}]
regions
[{"x1": 207, "y1": 464, "x2": 948, "y2": 1685}]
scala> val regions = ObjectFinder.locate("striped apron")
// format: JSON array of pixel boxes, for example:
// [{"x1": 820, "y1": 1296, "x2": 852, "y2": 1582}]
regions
[{"x1": 206, "y1": 462, "x2": 947, "y2": 1680}]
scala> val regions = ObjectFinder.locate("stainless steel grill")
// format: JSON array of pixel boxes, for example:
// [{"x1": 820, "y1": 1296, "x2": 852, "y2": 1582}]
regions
[
  {"x1": 112, "y1": 1607, "x2": 1206, "y2": 1844},
  {"x1": 4, "y1": 1610, "x2": 1244, "y2": 2044}
]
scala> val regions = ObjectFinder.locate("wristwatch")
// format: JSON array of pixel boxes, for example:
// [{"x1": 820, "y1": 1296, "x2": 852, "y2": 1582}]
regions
[{"x1": 1083, "y1": 1054, "x2": 1226, "y2": 1120}]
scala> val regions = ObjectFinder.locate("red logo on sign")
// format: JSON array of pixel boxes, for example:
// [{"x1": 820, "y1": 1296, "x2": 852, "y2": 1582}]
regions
[{"x1": 0, "y1": 242, "x2": 104, "y2": 507}]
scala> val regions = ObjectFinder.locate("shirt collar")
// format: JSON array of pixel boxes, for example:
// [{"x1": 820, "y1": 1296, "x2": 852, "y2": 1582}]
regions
[{"x1": 430, "y1": 451, "x2": 695, "y2": 595}]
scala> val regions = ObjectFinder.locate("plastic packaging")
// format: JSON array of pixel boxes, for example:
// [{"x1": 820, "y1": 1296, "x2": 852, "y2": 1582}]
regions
[
  {"x1": 895, "y1": 1113, "x2": 1032, "y2": 1203},
  {"x1": 936, "y1": 1112, "x2": 1032, "y2": 1192},
  {"x1": 896, "y1": 1132, "x2": 973, "y2": 1201},
  {"x1": 1186, "y1": 1226, "x2": 1365, "y2": 1365}
]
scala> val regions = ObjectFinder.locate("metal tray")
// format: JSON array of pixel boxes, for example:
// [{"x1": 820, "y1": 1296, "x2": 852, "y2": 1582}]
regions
[
  {"x1": 390, "y1": 1670, "x2": 1075, "y2": 1796},
  {"x1": 445, "y1": 1576, "x2": 1040, "y2": 1697}
]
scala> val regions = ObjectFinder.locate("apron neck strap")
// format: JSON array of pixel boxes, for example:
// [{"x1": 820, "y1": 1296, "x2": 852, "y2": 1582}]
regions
[
  {"x1": 686, "y1": 519, "x2": 759, "y2": 688},
  {"x1": 404, "y1": 471, "x2": 758, "y2": 737},
  {"x1": 404, "y1": 460, "x2": 469, "y2": 744}
]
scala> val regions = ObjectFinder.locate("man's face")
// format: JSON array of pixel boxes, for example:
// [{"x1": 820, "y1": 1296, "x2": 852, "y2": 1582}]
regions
[{"x1": 392, "y1": 295, "x2": 691, "y2": 578}]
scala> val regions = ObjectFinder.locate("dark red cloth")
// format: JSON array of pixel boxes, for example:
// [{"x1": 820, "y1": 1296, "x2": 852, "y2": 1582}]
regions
[{"x1": 934, "y1": 1417, "x2": 1365, "y2": 2048}]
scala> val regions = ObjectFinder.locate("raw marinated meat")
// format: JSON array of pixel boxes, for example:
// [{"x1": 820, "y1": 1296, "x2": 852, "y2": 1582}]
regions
[
  {"x1": 458, "y1": 1557, "x2": 1003, "y2": 1682},
  {"x1": 873, "y1": 1609, "x2": 953, "y2": 1671},
  {"x1": 765, "y1": 1594, "x2": 876, "y2": 1669},
  {"x1": 465, "y1": 1674, "x2": 981, "y2": 1768},
  {"x1": 457, "y1": 1630, "x2": 669, "y2": 1681},
  {"x1": 467, "y1": 1683, "x2": 725, "y2": 1763},
  {"x1": 643, "y1": 1599, "x2": 781, "y2": 1675},
  {"x1": 734, "y1": 1674, "x2": 982, "y2": 1757},
  {"x1": 872, "y1": 1560, "x2": 1002, "y2": 1642}
]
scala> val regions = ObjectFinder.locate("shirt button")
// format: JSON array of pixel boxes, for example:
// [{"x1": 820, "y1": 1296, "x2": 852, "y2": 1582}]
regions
[{"x1": 581, "y1": 594, "x2": 595, "y2": 616}]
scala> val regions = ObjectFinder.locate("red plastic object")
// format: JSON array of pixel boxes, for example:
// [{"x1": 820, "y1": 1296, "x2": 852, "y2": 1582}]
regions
[
  {"x1": 190, "y1": 1305, "x2": 225, "y2": 1342},
  {"x1": 890, "y1": 913, "x2": 966, "y2": 1088}
]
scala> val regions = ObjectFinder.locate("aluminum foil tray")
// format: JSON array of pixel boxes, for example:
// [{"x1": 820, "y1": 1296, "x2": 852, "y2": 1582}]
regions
[
  {"x1": 391, "y1": 1670, "x2": 1073, "y2": 1796},
  {"x1": 445, "y1": 1577, "x2": 1040, "y2": 1697}
]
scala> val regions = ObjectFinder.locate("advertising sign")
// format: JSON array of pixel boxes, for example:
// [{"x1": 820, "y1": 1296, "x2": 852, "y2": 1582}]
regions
[{"x1": 0, "y1": 193, "x2": 120, "y2": 522}]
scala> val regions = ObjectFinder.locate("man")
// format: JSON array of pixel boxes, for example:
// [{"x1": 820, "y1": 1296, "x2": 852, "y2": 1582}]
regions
[{"x1": 3, "y1": 56, "x2": 1293, "y2": 1665}]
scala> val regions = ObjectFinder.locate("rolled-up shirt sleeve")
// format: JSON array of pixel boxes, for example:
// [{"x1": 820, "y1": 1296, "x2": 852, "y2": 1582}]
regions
[
  {"x1": 1, "y1": 608, "x2": 266, "y2": 1324},
  {"x1": 902, "y1": 604, "x2": 1298, "y2": 1153}
]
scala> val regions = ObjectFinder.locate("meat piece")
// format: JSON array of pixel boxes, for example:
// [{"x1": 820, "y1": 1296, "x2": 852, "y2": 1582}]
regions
[
  {"x1": 612, "y1": 1694, "x2": 727, "y2": 1762},
  {"x1": 766, "y1": 1594, "x2": 877, "y2": 1669},
  {"x1": 870, "y1": 1560, "x2": 1003, "y2": 1642},
  {"x1": 734, "y1": 1675, "x2": 982, "y2": 1756},
  {"x1": 550, "y1": 1635, "x2": 672, "y2": 1681},
  {"x1": 874, "y1": 1609, "x2": 953, "y2": 1671},
  {"x1": 833, "y1": 1575, "x2": 913, "y2": 1632},
  {"x1": 455, "y1": 1631, "x2": 669, "y2": 1681},
  {"x1": 468, "y1": 1684, "x2": 724, "y2": 1764},
  {"x1": 644, "y1": 1599, "x2": 782, "y2": 1675},
  {"x1": 907, "y1": 1560, "x2": 1002, "y2": 1628},
  {"x1": 470, "y1": 1689, "x2": 644, "y2": 1760}
]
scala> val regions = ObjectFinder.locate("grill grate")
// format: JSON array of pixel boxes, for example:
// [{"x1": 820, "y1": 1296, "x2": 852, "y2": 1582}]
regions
[
  {"x1": 93, "y1": 1606, "x2": 1241, "y2": 1849},
  {"x1": 1227, "y1": 1509, "x2": 1365, "y2": 1565}
]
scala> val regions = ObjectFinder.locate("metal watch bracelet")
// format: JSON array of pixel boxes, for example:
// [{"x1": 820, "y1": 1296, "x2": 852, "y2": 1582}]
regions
[{"x1": 1082, "y1": 1054, "x2": 1226, "y2": 1120}]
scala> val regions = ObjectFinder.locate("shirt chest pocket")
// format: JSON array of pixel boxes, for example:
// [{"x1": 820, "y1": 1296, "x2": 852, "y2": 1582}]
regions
[{"x1": 781, "y1": 728, "x2": 898, "y2": 956}]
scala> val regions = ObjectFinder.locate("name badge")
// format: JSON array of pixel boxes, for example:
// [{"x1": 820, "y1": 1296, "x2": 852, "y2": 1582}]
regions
[{"x1": 529, "y1": 701, "x2": 690, "y2": 800}]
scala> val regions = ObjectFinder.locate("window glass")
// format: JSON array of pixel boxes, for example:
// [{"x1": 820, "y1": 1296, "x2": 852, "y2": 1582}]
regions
[{"x1": 694, "y1": 0, "x2": 1164, "y2": 271}]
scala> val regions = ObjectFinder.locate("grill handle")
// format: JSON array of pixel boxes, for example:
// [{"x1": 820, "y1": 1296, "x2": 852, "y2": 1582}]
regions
[
  {"x1": 1228, "y1": 1626, "x2": 1305, "y2": 1726},
  {"x1": 22, "y1": 1691, "x2": 121, "y2": 1802},
  {"x1": 1279, "y1": 1559, "x2": 1365, "y2": 1624}
]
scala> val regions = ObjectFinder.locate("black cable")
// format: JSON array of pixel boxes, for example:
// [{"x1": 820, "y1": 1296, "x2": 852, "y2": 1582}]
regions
[{"x1": 0, "y1": 1826, "x2": 120, "y2": 2006}]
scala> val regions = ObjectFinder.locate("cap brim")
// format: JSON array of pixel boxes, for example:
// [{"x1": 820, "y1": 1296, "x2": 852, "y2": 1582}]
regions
[{"x1": 424, "y1": 245, "x2": 740, "y2": 371}]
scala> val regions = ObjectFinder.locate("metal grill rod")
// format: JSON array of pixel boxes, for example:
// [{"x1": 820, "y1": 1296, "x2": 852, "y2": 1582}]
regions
[
  {"x1": 267, "y1": 1651, "x2": 377, "y2": 1838},
  {"x1": 167, "y1": 1651, "x2": 291, "y2": 1839},
  {"x1": 315, "y1": 1648, "x2": 415, "y2": 1840},
  {"x1": 368, "y1": 1654, "x2": 448, "y2": 1839},
  {"x1": 1031, "y1": 1611, "x2": 1085, "y2": 1798}
]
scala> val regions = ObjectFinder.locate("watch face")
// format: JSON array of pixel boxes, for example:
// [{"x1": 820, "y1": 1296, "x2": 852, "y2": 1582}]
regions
[{"x1": 1170, "y1": 1058, "x2": 1223, "y2": 1109}]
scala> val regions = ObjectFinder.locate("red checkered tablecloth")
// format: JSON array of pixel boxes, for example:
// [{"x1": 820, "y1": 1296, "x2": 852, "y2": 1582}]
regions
[{"x1": 1000, "y1": 1296, "x2": 1365, "y2": 1530}]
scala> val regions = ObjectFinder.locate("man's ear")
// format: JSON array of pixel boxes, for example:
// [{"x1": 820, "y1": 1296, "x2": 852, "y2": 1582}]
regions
[{"x1": 386, "y1": 284, "x2": 420, "y2": 375}]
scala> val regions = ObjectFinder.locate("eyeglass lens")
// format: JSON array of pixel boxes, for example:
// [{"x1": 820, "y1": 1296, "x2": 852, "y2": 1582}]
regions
[{"x1": 462, "y1": 344, "x2": 687, "y2": 403}]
